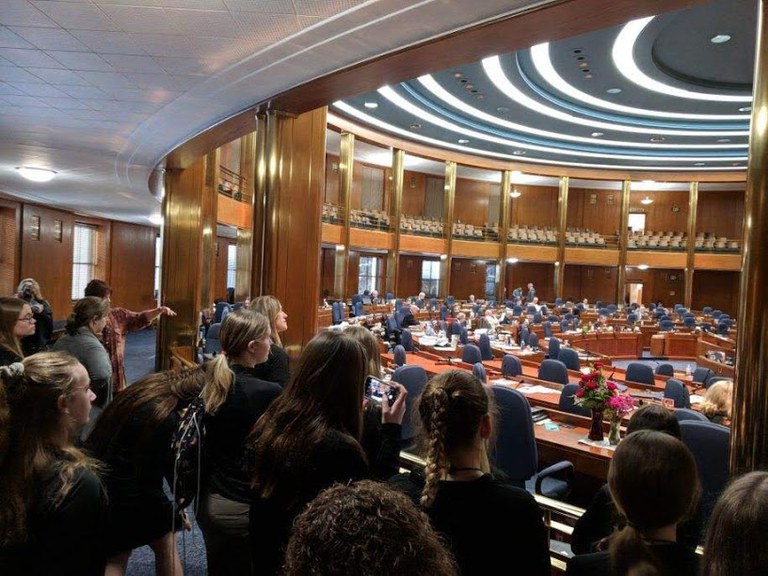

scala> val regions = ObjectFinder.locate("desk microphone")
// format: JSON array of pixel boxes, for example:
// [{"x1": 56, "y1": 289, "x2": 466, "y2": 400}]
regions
[{"x1": 434, "y1": 357, "x2": 457, "y2": 366}]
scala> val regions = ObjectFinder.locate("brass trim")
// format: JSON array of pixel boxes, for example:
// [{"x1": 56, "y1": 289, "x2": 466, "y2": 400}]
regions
[
  {"x1": 616, "y1": 180, "x2": 631, "y2": 305},
  {"x1": 684, "y1": 181, "x2": 699, "y2": 309},
  {"x1": 555, "y1": 175, "x2": 569, "y2": 299},
  {"x1": 387, "y1": 149, "x2": 404, "y2": 296},
  {"x1": 442, "y1": 161, "x2": 457, "y2": 297},
  {"x1": 498, "y1": 170, "x2": 512, "y2": 301}
]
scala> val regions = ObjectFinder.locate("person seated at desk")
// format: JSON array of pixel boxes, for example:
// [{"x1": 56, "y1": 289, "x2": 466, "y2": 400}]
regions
[
  {"x1": 566, "y1": 430, "x2": 700, "y2": 576},
  {"x1": 400, "y1": 304, "x2": 421, "y2": 329},
  {"x1": 483, "y1": 308, "x2": 500, "y2": 328},
  {"x1": 414, "y1": 291, "x2": 426, "y2": 309},
  {"x1": 698, "y1": 380, "x2": 732, "y2": 426},
  {"x1": 468, "y1": 294, "x2": 476, "y2": 304},
  {"x1": 370, "y1": 289, "x2": 382, "y2": 305},
  {"x1": 500, "y1": 309, "x2": 516, "y2": 326}
]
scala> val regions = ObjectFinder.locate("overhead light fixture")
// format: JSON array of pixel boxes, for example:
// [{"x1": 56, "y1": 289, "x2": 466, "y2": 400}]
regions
[
  {"x1": 148, "y1": 214, "x2": 164, "y2": 225},
  {"x1": 710, "y1": 34, "x2": 731, "y2": 44},
  {"x1": 606, "y1": 88, "x2": 622, "y2": 94},
  {"x1": 509, "y1": 189, "x2": 522, "y2": 198},
  {"x1": 717, "y1": 138, "x2": 731, "y2": 143},
  {"x1": 16, "y1": 166, "x2": 57, "y2": 182},
  {"x1": 637, "y1": 264, "x2": 649, "y2": 270},
  {"x1": 694, "y1": 162, "x2": 706, "y2": 166},
  {"x1": 650, "y1": 137, "x2": 665, "y2": 143},
  {"x1": 739, "y1": 106, "x2": 752, "y2": 112},
  {"x1": 507, "y1": 257, "x2": 519, "y2": 264},
  {"x1": 640, "y1": 196, "x2": 653, "y2": 205},
  {"x1": 363, "y1": 101, "x2": 378, "y2": 109},
  {"x1": 457, "y1": 138, "x2": 470, "y2": 144},
  {"x1": 591, "y1": 132, "x2": 604, "y2": 137}
]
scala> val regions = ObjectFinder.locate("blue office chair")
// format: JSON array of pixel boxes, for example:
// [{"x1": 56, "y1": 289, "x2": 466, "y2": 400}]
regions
[
  {"x1": 459, "y1": 327, "x2": 469, "y2": 345},
  {"x1": 660, "y1": 319, "x2": 675, "y2": 331},
  {"x1": 429, "y1": 297, "x2": 437, "y2": 311},
  {"x1": 683, "y1": 316, "x2": 696, "y2": 329},
  {"x1": 351, "y1": 294, "x2": 363, "y2": 307},
  {"x1": 702, "y1": 306, "x2": 713, "y2": 315},
  {"x1": 478, "y1": 333, "x2": 494, "y2": 361},
  {"x1": 533, "y1": 312, "x2": 542, "y2": 324},
  {"x1": 519, "y1": 327, "x2": 529, "y2": 347},
  {"x1": 557, "y1": 347, "x2": 580, "y2": 372},
  {"x1": 705, "y1": 375, "x2": 731, "y2": 389},
  {"x1": 528, "y1": 333, "x2": 539, "y2": 350},
  {"x1": 711, "y1": 309, "x2": 722, "y2": 320},
  {"x1": 717, "y1": 323, "x2": 730, "y2": 336},
  {"x1": 526, "y1": 305, "x2": 537, "y2": 315},
  {"x1": 540, "y1": 305, "x2": 548, "y2": 316},
  {"x1": 692, "y1": 367, "x2": 714, "y2": 387},
  {"x1": 512, "y1": 305, "x2": 522, "y2": 316},
  {"x1": 664, "y1": 378, "x2": 690, "y2": 408},
  {"x1": 490, "y1": 385, "x2": 574, "y2": 499},
  {"x1": 393, "y1": 345, "x2": 406, "y2": 366},
  {"x1": 680, "y1": 420, "x2": 731, "y2": 530},
  {"x1": 501, "y1": 354, "x2": 522, "y2": 378},
  {"x1": 538, "y1": 359, "x2": 568, "y2": 385},
  {"x1": 472, "y1": 362, "x2": 487, "y2": 384},
  {"x1": 547, "y1": 337, "x2": 560, "y2": 361},
  {"x1": 627, "y1": 313, "x2": 638, "y2": 325},
  {"x1": 543, "y1": 321, "x2": 553, "y2": 338},
  {"x1": 353, "y1": 301, "x2": 364, "y2": 317},
  {"x1": 214, "y1": 301, "x2": 231, "y2": 323},
  {"x1": 400, "y1": 329, "x2": 414, "y2": 352},
  {"x1": 555, "y1": 298, "x2": 563, "y2": 307},
  {"x1": 204, "y1": 322, "x2": 222, "y2": 355},
  {"x1": 395, "y1": 307, "x2": 409, "y2": 328},
  {"x1": 446, "y1": 295, "x2": 455, "y2": 307},
  {"x1": 392, "y1": 365, "x2": 428, "y2": 450},
  {"x1": 385, "y1": 315, "x2": 398, "y2": 341},
  {"x1": 461, "y1": 344, "x2": 482, "y2": 365},
  {"x1": 560, "y1": 319, "x2": 570, "y2": 333},
  {"x1": 440, "y1": 305, "x2": 449, "y2": 321},
  {"x1": 655, "y1": 363, "x2": 674, "y2": 377},
  {"x1": 674, "y1": 408, "x2": 709, "y2": 423},
  {"x1": 332, "y1": 301, "x2": 343, "y2": 324},
  {"x1": 626, "y1": 362, "x2": 655, "y2": 386},
  {"x1": 451, "y1": 320, "x2": 462, "y2": 335},
  {"x1": 559, "y1": 383, "x2": 591, "y2": 417}
]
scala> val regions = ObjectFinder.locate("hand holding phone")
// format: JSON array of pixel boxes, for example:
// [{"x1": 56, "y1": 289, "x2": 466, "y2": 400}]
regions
[{"x1": 365, "y1": 375, "x2": 399, "y2": 405}]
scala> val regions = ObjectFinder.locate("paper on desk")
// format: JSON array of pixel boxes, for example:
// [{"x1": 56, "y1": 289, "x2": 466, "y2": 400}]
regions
[
  {"x1": 578, "y1": 438, "x2": 618, "y2": 451},
  {"x1": 689, "y1": 395, "x2": 704, "y2": 404},
  {"x1": 517, "y1": 384, "x2": 561, "y2": 395}
]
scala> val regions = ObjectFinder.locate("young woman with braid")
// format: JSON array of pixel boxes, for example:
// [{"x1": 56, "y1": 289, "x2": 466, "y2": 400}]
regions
[
  {"x1": 0, "y1": 352, "x2": 106, "y2": 575},
  {"x1": 566, "y1": 430, "x2": 700, "y2": 576},
  {"x1": 248, "y1": 295, "x2": 291, "y2": 386},
  {"x1": 247, "y1": 330, "x2": 406, "y2": 575},
  {"x1": 412, "y1": 370, "x2": 550, "y2": 576}
]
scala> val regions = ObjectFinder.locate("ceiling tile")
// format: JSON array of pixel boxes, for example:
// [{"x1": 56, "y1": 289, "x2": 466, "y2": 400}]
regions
[
  {"x1": 154, "y1": 56, "x2": 211, "y2": 76},
  {"x1": 27, "y1": 66, "x2": 89, "y2": 85},
  {"x1": 0, "y1": 66, "x2": 47, "y2": 83},
  {"x1": 2, "y1": 0, "x2": 59, "y2": 28},
  {"x1": 67, "y1": 30, "x2": 147, "y2": 56},
  {"x1": 8, "y1": 26, "x2": 89, "y2": 51},
  {"x1": 96, "y1": 85, "x2": 181, "y2": 104},
  {"x1": 98, "y1": 5, "x2": 179, "y2": 34},
  {"x1": 0, "y1": 47, "x2": 67, "y2": 68},
  {"x1": 38, "y1": 96, "x2": 92, "y2": 109},
  {"x1": 75, "y1": 70, "x2": 134, "y2": 87},
  {"x1": 223, "y1": 0, "x2": 295, "y2": 13},
  {"x1": 0, "y1": 82, "x2": 26, "y2": 95},
  {"x1": 46, "y1": 50, "x2": 114, "y2": 71},
  {"x1": 128, "y1": 33, "x2": 223, "y2": 57},
  {"x1": 232, "y1": 12, "x2": 302, "y2": 42},
  {"x1": 100, "y1": 53, "x2": 166, "y2": 74},
  {"x1": 165, "y1": 9, "x2": 241, "y2": 38},
  {"x1": 0, "y1": 93, "x2": 51, "y2": 107},
  {"x1": 123, "y1": 72, "x2": 199, "y2": 91},
  {"x1": 0, "y1": 26, "x2": 36, "y2": 49},
  {"x1": 56, "y1": 84, "x2": 109, "y2": 98},
  {"x1": 14, "y1": 81, "x2": 68, "y2": 97},
  {"x1": 32, "y1": 1, "x2": 119, "y2": 31},
  {"x1": 0, "y1": 56, "x2": 14, "y2": 67},
  {"x1": 82, "y1": 99, "x2": 160, "y2": 113}
]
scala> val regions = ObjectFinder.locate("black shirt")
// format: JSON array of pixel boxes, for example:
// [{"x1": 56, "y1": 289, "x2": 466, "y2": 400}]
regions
[
  {"x1": 249, "y1": 343, "x2": 290, "y2": 387},
  {"x1": 566, "y1": 541, "x2": 699, "y2": 576},
  {"x1": 0, "y1": 346, "x2": 22, "y2": 366}
]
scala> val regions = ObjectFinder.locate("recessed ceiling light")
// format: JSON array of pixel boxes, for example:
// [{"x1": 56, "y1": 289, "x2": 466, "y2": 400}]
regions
[
  {"x1": 606, "y1": 88, "x2": 622, "y2": 94},
  {"x1": 465, "y1": 84, "x2": 474, "y2": 90},
  {"x1": 363, "y1": 101, "x2": 378, "y2": 109},
  {"x1": 650, "y1": 137, "x2": 665, "y2": 143},
  {"x1": 591, "y1": 132, "x2": 604, "y2": 137},
  {"x1": 694, "y1": 162, "x2": 706, "y2": 166},
  {"x1": 148, "y1": 214, "x2": 164, "y2": 225},
  {"x1": 640, "y1": 196, "x2": 653, "y2": 205},
  {"x1": 732, "y1": 162, "x2": 741, "y2": 166},
  {"x1": 475, "y1": 93, "x2": 484, "y2": 99},
  {"x1": 584, "y1": 74, "x2": 593, "y2": 79},
  {"x1": 496, "y1": 106, "x2": 509, "y2": 112},
  {"x1": 509, "y1": 189, "x2": 522, "y2": 198},
  {"x1": 716, "y1": 138, "x2": 731, "y2": 143},
  {"x1": 739, "y1": 106, "x2": 752, "y2": 112},
  {"x1": 637, "y1": 264, "x2": 649, "y2": 270},
  {"x1": 578, "y1": 62, "x2": 589, "y2": 69},
  {"x1": 16, "y1": 166, "x2": 57, "y2": 182},
  {"x1": 710, "y1": 34, "x2": 731, "y2": 44},
  {"x1": 409, "y1": 122, "x2": 421, "y2": 130},
  {"x1": 507, "y1": 257, "x2": 519, "y2": 263},
  {"x1": 458, "y1": 139, "x2": 470, "y2": 144},
  {"x1": 513, "y1": 150, "x2": 526, "y2": 155},
  {"x1": 453, "y1": 72, "x2": 463, "y2": 78}
]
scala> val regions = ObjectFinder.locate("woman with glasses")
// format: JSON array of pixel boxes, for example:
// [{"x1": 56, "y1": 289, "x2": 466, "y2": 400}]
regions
[{"x1": 0, "y1": 297, "x2": 37, "y2": 366}]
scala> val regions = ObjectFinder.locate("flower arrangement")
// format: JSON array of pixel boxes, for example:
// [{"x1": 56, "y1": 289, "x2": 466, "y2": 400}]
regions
[
  {"x1": 604, "y1": 394, "x2": 636, "y2": 422},
  {"x1": 572, "y1": 363, "x2": 618, "y2": 410}
]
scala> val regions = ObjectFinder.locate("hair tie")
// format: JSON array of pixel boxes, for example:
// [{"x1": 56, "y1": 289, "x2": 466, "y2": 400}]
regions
[{"x1": 7, "y1": 363, "x2": 24, "y2": 378}]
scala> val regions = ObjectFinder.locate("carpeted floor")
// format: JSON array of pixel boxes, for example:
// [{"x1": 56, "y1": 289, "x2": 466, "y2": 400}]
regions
[{"x1": 124, "y1": 329, "x2": 209, "y2": 575}]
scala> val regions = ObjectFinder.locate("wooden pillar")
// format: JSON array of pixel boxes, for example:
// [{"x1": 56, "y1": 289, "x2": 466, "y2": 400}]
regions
[
  {"x1": 253, "y1": 108, "x2": 326, "y2": 358},
  {"x1": 684, "y1": 181, "x2": 699, "y2": 309},
  {"x1": 236, "y1": 131, "x2": 256, "y2": 302},
  {"x1": 441, "y1": 161, "x2": 456, "y2": 297},
  {"x1": 554, "y1": 175, "x2": 569, "y2": 299},
  {"x1": 498, "y1": 170, "x2": 511, "y2": 302},
  {"x1": 616, "y1": 180, "x2": 631, "y2": 306},
  {"x1": 157, "y1": 151, "x2": 218, "y2": 367},
  {"x1": 386, "y1": 149, "x2": 404, "y2": 297},
  {"x1": 731, "y1": 0, "x2": 768, "y2": 475},
  {"x1": 334, "y1": 132, "x2": 354, "y2": 299}
]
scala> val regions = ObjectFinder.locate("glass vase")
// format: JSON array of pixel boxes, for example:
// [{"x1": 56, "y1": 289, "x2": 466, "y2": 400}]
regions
[
  {"x1": 589, "y1": 408, "x2": 605, "y2": 442},
  {"x1": 608, "y1": 418, "x2": 621, "y2": 446}
]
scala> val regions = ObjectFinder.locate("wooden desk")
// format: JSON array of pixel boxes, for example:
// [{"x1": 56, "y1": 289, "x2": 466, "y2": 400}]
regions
[
  {"x1": 664, "y1": 332, "x2": 697, "y2": 359},
  {"x1": 559, "y1": 331, "x2": 643, "y2": 359}
]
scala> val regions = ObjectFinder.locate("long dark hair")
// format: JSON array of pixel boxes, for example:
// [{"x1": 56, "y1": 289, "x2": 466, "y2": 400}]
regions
[
  {"x1": 0, "y1": 297, "x2": 26, "y2": 359},
  {"x1": 608, "y1": 430, "x2": 699, "y2": 576},
  {"x1": 65, "y1": 296, "x2": 110, "y2": 335},
  {"x1": 248, "y1": 331, "x2": 367, "y2": 500}
]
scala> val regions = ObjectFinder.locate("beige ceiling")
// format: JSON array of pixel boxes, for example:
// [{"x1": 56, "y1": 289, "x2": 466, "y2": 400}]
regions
[{"x1": 0, "y1": 0, "x2": 545, "y2": 224}]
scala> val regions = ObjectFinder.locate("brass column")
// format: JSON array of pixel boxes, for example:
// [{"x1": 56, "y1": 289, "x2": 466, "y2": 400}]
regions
[
  {"x1": 684, "y1": 181, "x2": 699, "y2": 309},
  {"x1": 441, "y1": 161, "x2": 457, "y2": 297},
  {"x1": 555, "y1": 175, "x2": 569, "y2": 299},
  {"x1": 731, "y1": 0, "x2": 768, "y2": 475},
  {"x1": 236, "y1": 131, "x2": 256, "y2": 302},
  {"x1": 616, "y1": 180, "x2": 631, "y2": 306},
  {"x1": 498, "y1": 170, "x2": 512, "y2": 302},
  {"x1": 157, "y1": 151, "x2": 218, "y2": 367},
  {"x1": 334, "y1": 132, "x2": 355, "y2": 299},
  {"x1": 386, "y1": 149, "x2": 404, "y2": 297},
  {"x1": 252, "y1": 108, "x2": 326, "y2": 357}
]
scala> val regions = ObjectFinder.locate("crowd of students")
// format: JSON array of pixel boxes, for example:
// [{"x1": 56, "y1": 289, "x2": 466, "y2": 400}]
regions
[{"x1": 0, "y1": 285, "x2": 764, "y2": 575}]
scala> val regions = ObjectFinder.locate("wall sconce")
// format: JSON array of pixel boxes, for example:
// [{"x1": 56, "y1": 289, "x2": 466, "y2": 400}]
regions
[{"x1": 509, "y1": 189, "x2": 521, "y2": 199}]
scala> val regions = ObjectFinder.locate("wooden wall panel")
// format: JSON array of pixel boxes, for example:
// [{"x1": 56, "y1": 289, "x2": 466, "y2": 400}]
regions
[
  {"x1": 625, "y1": 268, "x2": 685, "y2": 307},
  {"x1": 450, "y1": 258, "x2": 490, "y2": 299},
  {"x1": 505, "y1": 262, "x2": 554, "y2": 303},
  {"x1": 696, "y1": 189, "x2": 745, "y2": 239},
  {"x1": 20, "y1": 204, "x2": 75, "y2": 322},
  {"x1": 564, "y1": 247, "x2": 620, "y2": 266},
  {"x1": 508, "y1": 185, "x2": 559, "y2": 228},
  {"x1": 506, "y1": 244, "x2": 558, "y2": 262},
  {"x1": 567, "y1": 187, "x2": 623, "y2": 235},
  {"x1": 320, "y1": 247, "x2": 336, "y2": 302},
  {"x1": 0, "y1": 205, "x2": 19, "y2": 297},
  {"x1": 692, "y1": 270, "x2": 739, "y2": 317},
  {"x1": 321, "y1": 222, "x2": 343, "y2": 244},
  {"x1": 217, "y1": 195, "x2": 252, "y2": 228},
  {"x1": 626, "y1": 251, "x2": 686, "y2": 268},
  {"x1": 349, "y1": 228, "x2": 393, "y2": 250},
  {"x1": 452, "y1": 239, "x2": 500, "y2": 259},
  {"x1": 397, "y1": 254, "x2": 428, "y2": 297},
  {"x1": 213, "y1": 236, "x2": 236, "y2": 302},
  {"x1": 401, "y1": 170, "x2": 428, "y2": 216},
  {"x1": 693, "y1": 253, "x2": 741, "y2": 271},
  {"x1": 346, "y1": 250, "x2": 360, "y2": 296},
  {"x1": 629, "y1": 190, "x2": 690, "y2": 233},
  {"x1": 563, "y1": 265, "x2": 619, "y2": 305},
  {"x1": 108, "y1": 222, "x2": 157, "y2": 313},
  {"x1": 324, "y1": 153, "x2": 341, "y2": 205},
  {"x1": 454, "y1": 177, "x2": 496, "y2": 226},
  {"x1": 399, "y1": 234, "x2": 446, "y2": 254}
]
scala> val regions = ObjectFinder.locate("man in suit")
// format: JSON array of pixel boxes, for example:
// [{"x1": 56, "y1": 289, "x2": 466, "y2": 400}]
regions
[{"x1": 526, "y1": 283, "x2": 536, "y2": 303}]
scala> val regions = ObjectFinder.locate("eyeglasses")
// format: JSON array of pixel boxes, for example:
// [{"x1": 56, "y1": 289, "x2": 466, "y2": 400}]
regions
[{"x1": 16, "y1": 314, "x2": 34, "y2": 323}]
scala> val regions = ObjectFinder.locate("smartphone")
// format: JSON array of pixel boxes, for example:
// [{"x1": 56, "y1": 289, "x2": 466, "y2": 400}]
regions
[{"x1": 365, "y1": 375, "x2": 399, "y2": 405}]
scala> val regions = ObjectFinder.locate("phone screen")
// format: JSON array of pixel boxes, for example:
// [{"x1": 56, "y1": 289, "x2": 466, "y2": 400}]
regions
[{"x1": 365, "y1": 375, "x2": 398, "y2": 405}]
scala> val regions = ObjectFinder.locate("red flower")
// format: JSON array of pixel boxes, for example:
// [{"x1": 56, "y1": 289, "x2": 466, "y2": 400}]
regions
[
  {"x1": 587, "y1": 381, "x2": 597, "y2": 390},
  {"x1": 607, "y1": 381, "x2": 617, "y2": 391},
  {"x1": 594, "y1": 362, "x2": 603, "y2": 370},
  {"x1": 575, "y1": 388, "x2": 584, "y2": 397}
]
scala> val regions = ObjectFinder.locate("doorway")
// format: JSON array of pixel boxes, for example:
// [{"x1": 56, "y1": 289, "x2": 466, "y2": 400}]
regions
[{"x1": 625, "y1": 282, "x2": 643, "y2": 306}]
